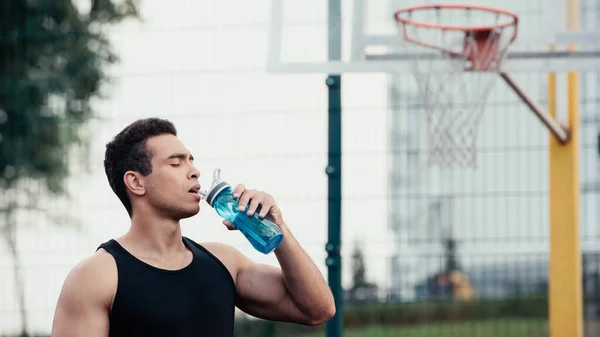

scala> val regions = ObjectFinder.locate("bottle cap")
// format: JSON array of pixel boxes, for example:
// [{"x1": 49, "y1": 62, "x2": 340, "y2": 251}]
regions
[
  {"x1": 203, "y1": 168, "x2": 232, "y2": 207},
  {"x1": 206, "y1": 181, "x2": 231, "y2": 207}
]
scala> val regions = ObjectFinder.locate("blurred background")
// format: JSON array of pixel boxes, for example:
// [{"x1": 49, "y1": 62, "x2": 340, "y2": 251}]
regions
[{"x1": 0, "y1": 0, "x2": 599, "y2": 336}]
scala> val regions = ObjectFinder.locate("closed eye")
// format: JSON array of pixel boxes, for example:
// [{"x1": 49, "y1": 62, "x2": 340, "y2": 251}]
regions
[{"x1": 170, "y1": 163, "x2": 181, "y2": 167}]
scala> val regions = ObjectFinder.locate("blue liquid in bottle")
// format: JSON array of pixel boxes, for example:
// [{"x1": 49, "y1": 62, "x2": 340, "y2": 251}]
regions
[{"x1": 202, "y1": 169, "x2": 283, "y2": 254}]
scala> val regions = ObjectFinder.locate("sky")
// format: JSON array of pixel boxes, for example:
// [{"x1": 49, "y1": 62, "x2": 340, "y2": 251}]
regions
[{"x1": 1, "y1": 0, "x2": 599, "y2": 334}]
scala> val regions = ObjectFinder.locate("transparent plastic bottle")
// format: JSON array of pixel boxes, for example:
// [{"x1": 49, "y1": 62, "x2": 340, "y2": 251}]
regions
[{"x1": 200, "y1": 169, "x2": 283, "y2": 254}]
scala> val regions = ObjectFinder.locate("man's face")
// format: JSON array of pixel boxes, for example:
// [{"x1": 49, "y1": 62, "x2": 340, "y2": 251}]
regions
[{"x1": 141, "y1": 134, "x2": 202, "y2": 220}]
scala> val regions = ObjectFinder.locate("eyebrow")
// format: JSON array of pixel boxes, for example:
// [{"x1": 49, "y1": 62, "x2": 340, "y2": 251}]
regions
[{"x1": 167, "y1": 153, "x2": 194, "y2": 161}]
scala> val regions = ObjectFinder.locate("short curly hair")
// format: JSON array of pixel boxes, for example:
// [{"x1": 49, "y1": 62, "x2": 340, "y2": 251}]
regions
[{"x1": 104, "y1": 118, "x2": 177, "y2": 217}]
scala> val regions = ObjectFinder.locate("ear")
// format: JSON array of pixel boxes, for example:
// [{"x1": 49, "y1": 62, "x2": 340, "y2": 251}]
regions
[{"x1": 123, "y1": 171, "x2": 146, "y2": 196}]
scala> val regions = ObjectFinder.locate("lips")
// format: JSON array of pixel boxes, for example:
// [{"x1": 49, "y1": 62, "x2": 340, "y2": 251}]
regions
[
  {"x1": 188, "y1": 184, "x2": 201, "y2": 202},
  {"x1": 188, "y1": 184, "x2": 201, "y2": 194}
]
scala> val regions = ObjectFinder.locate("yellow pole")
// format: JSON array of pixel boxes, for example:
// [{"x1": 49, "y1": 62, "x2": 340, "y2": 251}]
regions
[{"x1": 549, "y1": 0, "x2": 582, "y2": 336}]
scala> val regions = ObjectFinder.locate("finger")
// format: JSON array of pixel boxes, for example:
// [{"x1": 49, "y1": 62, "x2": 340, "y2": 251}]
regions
[
  {"x1": 237, "y1": 189, "x2": 256, "y2": 212},
  {"x1": 246, "y1": 194, "x2": 265, "y2": 217},
  {"x1": 223, "y1": 220, "x2": 237, "y2": 231},
  {"x1": 257, "y1": 197, "x2": 275, "y2": 218},
  {"x1": 233, "y1": 184, "x2": 246, "y2": 198}
]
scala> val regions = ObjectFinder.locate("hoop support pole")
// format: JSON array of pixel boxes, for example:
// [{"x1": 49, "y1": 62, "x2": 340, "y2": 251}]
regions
[
  {"x1": 499, "y1": 72, "x2": 571, "y2": 144},
  {"x1": 548, "y1": 0, "x2": 583, "y2": 336}
]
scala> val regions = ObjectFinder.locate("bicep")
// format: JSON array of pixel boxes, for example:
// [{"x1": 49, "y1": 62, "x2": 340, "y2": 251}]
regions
[{"x1": 235, "y1": 262, "x2": 310, "y2": 324}]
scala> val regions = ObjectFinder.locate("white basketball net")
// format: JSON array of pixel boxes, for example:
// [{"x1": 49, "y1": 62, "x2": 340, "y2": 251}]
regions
[{"x1": 395, "y1": 7, "x2": 517, "y2": 169}]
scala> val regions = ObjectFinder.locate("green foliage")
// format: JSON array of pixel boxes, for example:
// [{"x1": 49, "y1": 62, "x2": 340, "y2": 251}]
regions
[
  {"x1": 298, "y1": 318, "x2": 549, "y2": 337},
  {"x1": 0, "y1": 1, "x2": 139, "y2": 335},
  {"x1": 0, "y1": 0, "x2": 138, "y2": 192},
  {"x1": 340, "y1": 297, "x2": 548, "y2": 327},
  {"x1": 232, "y1": 297, "x2": 549, "y2": 337}
]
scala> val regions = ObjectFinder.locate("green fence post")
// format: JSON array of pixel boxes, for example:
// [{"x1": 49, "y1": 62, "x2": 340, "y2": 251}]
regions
[{"x1": 325, "y1": 1, "x2": 343, "y2": 337}]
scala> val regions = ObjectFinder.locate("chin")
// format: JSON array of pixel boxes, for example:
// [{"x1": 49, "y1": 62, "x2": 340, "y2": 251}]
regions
[{"x1": 178, "y1": 206, "x2": 200, "y2": 220}]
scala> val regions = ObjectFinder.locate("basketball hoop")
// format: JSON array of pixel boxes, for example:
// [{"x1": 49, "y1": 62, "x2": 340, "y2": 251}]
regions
[{"x1": 394, "y1": 5, "x2": 519, "y2": 169}]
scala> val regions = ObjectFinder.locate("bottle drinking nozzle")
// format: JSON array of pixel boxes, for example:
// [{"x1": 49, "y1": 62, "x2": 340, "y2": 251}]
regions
[{"x1": 198, "y1": 168, "x2": 221, "y2": 200}]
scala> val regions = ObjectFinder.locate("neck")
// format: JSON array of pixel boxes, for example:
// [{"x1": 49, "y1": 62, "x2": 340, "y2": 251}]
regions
[{"x1": 123, "y1": 207, "x2": 185, "y2": 257}]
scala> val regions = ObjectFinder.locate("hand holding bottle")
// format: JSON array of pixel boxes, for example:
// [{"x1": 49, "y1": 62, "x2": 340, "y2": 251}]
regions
[
  {"x1": 222, "y1": 183, "x2": 284, "y2": 230},
  {"x1": 200, "y1": 169, "x2": 284, "y2": 254}
]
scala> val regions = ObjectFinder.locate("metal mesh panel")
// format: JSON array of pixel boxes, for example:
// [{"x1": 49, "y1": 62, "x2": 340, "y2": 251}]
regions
[{"x1": 0, "y1": 0, "x2": 598, "y2": 336}]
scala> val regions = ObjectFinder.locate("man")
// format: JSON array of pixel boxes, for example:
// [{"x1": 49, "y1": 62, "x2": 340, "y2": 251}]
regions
[{"x1": 51, "y1": 118, "x2": 335, "y2": 337}]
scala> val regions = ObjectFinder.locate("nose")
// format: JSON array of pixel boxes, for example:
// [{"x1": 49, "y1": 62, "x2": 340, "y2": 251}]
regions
[{"x1": 189, "y1": 165, "x2": 200, "y2": 180}]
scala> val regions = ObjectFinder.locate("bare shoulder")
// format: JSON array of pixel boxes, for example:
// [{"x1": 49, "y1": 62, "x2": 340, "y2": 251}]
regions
[
  {"x1": 200, "y1": 242, "x2": 253, "y2": 284},
  {"x1": 59, "y1": 248, "x2": 118, "y2": 309},
  {"x1": 51, "y1": 249, "x2": 116, "y2": 336}
]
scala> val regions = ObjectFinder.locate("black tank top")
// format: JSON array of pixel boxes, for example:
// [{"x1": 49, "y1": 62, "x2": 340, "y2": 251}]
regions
[{"x1": 97, "y1": 237, "x2": 236, "y2": 337}]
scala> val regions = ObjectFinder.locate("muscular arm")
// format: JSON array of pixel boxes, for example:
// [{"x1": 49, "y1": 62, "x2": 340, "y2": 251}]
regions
[
  {"x1": 236, "y1": 223, "x2": 335, "y2": 325},
  {"x1": 51, "y1": 250, "x2": 116, "y2": 337},
  {"x1": 209, "y1": 185, "x2": 335, "y2": 326}
]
